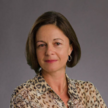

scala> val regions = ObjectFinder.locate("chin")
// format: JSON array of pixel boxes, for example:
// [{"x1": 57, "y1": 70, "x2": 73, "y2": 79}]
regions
[{"x1": 43, "y1": 67, "x2": 59, "y2": 73}]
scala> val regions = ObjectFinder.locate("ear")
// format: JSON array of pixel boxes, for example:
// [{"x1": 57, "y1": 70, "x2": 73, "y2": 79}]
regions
[{"x1": 68, "y1": 44, "x2": 73, "y2": 56}]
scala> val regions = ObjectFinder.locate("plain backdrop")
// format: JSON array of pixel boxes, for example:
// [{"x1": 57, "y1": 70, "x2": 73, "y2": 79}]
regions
[{"x1": 0, "y1": 0, "x2": 108, "y2": 107}]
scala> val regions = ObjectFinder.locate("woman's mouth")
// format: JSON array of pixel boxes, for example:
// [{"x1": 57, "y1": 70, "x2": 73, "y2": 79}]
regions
[{"x1": 45, "y1": 60, "x2": 57, "y2": 63}]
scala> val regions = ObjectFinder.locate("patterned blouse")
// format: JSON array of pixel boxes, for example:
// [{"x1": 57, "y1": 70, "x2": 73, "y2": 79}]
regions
[{"x1": 10, "y1": 71, "x2": 107, "y2": 108}]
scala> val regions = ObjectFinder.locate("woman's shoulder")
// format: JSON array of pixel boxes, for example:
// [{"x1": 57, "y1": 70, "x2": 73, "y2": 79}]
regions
[
  {"x1": 70, "y1": 79, "x2": 107, "y2": 107},
  {"x1": 10, "y1": 76, "x2": 40, "y2": 108},
  {"x1": 70, "y1": 78, "x2": 95, "y2": 88},
  {"x1": 11, "y1": 76, "x2": 38, "y2": 100},
  {"x1": 70, "y1": 78, "x2": 98, "y2": 94},
  {"x1": 69, "y1": 78, "x2": 99, "y2": 97}
]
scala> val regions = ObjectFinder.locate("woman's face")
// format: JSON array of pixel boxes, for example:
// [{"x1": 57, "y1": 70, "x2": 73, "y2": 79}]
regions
[{"x1": 35, "y1": 24, "x2": 73, "y2": 73}]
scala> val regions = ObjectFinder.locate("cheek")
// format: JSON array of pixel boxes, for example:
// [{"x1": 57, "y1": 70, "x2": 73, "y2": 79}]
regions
[
  {"x1": 58, "y1": 48, "x2": 69, "y2": 60},
  {"x1": 36, "y1": 50, "x2": 43, "y2": 62}
]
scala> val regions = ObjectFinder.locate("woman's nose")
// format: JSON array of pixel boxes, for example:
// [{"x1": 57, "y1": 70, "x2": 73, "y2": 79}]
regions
[{"x1": 45, "y1": 45, "x2": 54, "y2": 56}]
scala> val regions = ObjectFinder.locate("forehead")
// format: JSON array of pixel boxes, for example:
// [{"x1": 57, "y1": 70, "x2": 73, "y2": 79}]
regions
[{"x1": 36, "y1": 24, "x2": 69, "y2": 41}]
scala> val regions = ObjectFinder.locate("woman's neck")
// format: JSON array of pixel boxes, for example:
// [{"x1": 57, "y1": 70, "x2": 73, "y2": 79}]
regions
[{"x1": 41, "y1": 69, "x2": 68, "y2": 95}]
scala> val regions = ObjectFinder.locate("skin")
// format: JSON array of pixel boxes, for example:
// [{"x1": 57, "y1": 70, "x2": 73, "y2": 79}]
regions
[{"x1": 35, "y1": 24, "x2": 73, "y2": 102}]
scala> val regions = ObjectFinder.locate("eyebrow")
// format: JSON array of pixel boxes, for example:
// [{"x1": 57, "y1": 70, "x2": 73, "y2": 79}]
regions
[{"x1": 36, "y1": 38, "x2": 64, "y2": 43}]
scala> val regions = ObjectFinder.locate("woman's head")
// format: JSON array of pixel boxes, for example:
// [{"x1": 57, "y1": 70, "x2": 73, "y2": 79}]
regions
[
  {"x1": 26, "y1": 11, "x2": 81, "y2": 74},
  {"x1": 35, "y1": 24, "x2": 73, "y2": 74}
]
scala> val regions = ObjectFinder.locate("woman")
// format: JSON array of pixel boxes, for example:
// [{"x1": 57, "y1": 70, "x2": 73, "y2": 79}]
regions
[{"x1": 10, "y1": 11, "x2": 107, "y2": 108}]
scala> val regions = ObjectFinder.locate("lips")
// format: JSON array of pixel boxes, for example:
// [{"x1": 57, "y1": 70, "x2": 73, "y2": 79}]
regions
[
  {"x1": 45, "y1": 60, "x2": 57, "y2": 62},
  {"x1": 45, "y1": 60, "x2": 57, "y2": 63}
]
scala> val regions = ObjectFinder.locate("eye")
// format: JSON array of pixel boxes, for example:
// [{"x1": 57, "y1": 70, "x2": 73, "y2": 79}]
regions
[
  {"x1": 38, "y1": 44, "x2": 45, "y2": 47},
  {"x1": 56, "y1": 42, "x2": 61, "y2": 45}
]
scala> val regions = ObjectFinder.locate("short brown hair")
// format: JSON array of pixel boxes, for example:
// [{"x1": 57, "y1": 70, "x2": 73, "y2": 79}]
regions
[{"x1": 26, "y1": 11, "x2": 81, "y2": 74}]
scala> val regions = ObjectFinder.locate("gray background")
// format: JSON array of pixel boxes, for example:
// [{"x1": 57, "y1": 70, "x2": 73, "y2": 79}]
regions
[{"x1": 0, "y1": 0, "x2": 108, "y2": 107}]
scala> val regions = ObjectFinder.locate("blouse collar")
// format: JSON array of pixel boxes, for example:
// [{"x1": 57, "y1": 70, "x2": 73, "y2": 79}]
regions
[{"x1": 34, "y1": 71, "x2": 80, "y2": 100}]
